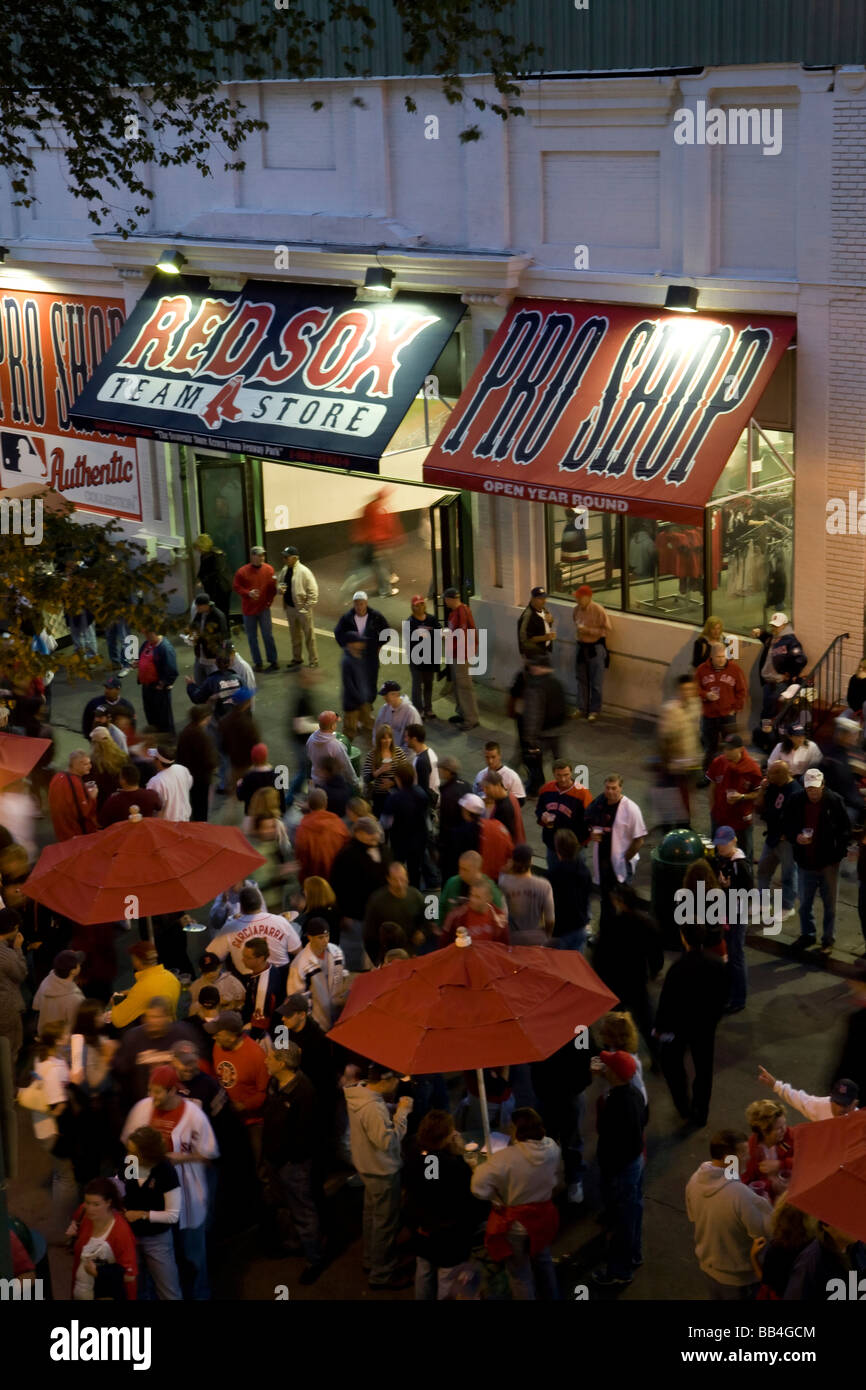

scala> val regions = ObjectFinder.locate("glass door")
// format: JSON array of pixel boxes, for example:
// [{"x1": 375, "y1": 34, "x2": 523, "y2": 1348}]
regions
[
  {"x1": 429, "y1": 492, "x2": 472, "y2": 618},
  {"x1": 196, "y1": 456, "x2": 253, "y2": 617}
]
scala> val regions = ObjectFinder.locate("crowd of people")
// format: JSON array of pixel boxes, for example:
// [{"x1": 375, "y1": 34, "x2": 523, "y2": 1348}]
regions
[{"x1": 2, "y1": 543, "x2": 866, "y2": 1306}]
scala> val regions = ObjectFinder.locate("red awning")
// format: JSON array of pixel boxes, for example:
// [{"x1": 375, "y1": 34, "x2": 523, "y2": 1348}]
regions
[{"x1": 424, "y1": 300, "x2": 795, "y2": 522}]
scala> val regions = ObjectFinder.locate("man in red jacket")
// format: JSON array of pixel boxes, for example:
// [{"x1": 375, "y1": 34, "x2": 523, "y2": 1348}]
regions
[
  {"x1": 48, "y1": 750, "x2": 101, "y2": 841},
  {"x1": 695, "y1": 642, "x2": 747, "y2": 767},
  {"x1": 440, "y1": 882, "x2": 510, "y2": 946},
  {"x1": 293, "y1": 789, "x2": 350, "y2": 882},
  {"x1": 707, "y1": 734, "x2": 764, "y2": 862},
  {"x1": 233, "y1": 545, "x2": 278, "y2": 673}
]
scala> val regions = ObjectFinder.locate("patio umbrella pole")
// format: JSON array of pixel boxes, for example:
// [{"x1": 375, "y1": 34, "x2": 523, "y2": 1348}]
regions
[
  {"x1": 476, "y1": 1067, "x2": 493, "y2": 1156},
  {"x1": 144, "y1": 914, "x2": 154, "y2": 944}
]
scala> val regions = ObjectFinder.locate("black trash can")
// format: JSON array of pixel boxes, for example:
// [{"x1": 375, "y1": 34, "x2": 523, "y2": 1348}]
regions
[{"x1": 651, "y1": 828, "x2": 708, "y2": 949}]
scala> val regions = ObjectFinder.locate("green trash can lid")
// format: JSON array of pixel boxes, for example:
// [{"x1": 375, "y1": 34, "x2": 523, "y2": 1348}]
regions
[{"x1": 655, "y1": 828, "x2": 706, "y2": 864}]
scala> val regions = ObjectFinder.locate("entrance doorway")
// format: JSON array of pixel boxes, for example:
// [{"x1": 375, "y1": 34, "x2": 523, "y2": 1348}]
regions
[{"x1": 196, "y1": 457, "x2": 254, "y2": 616}]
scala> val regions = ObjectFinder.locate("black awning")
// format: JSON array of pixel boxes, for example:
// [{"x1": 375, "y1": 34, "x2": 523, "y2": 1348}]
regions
[{"x1": 71, "y1": 276, "x2": 464, "y2": 470}]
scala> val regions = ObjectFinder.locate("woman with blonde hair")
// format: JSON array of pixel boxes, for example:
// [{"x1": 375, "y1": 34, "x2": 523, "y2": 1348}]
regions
[
  {"x1": 88, "y1": 728, "x2": 129, "y2": 808},
  {"x1": 692, "y1": 615, "x2": 723, "y2": 670},
  {"x1": 362, "y1": 723, "x2": 410, "y2": 816},
  {"x1": 296, "y1": 875, "x2": 341, "y2": 943},
  {"x1": 594, "y1": 1011, "x2": 647, "y2": 1105},
  {"x1": 743, "y1": 1098, "x2": 795, "y2": 1201}
]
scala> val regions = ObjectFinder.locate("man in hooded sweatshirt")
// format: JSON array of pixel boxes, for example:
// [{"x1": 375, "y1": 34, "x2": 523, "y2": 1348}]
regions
[
  {"x1": 471, "y1": 1106, "x2": 562, "y2": 1300},
  {"x1": 33, "y1": 949, "x2": 85, "y2": 1033},
  {"x1": 345, "y1": 1063, "x2": 414, "y2": 1290},
  {"x1": 685, "y1": 1128, "x2": 772, "y2": 1299}
]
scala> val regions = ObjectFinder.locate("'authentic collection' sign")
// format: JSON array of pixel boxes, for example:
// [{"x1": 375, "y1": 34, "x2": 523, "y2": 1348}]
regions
[{"x1": 0, "y1": 290, "x2": 142, "y2": 519}]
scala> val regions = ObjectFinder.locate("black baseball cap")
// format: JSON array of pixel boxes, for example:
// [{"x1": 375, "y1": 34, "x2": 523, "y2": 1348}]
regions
[
  {"x1": 282, "y1": 546, "x2": 299, "y2": 557},
  {"x1": 531, "y1": 586, "x2": 547, "y2": 598},
  {"x1": 378, "y1": 680, "x2": 401, "y2": 695},
  {"x1": 278, "y1": 994, "x2": 309, "y2": 1017},
  {"x1": 830, "y1": 1078, "x2": 859, "y2": 1107},
  {"x1": 443, "y1": 587, "x2": 459, "y2": 599}
]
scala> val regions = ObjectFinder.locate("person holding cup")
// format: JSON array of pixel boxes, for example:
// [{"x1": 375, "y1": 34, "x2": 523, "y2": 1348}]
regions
[
  {"x1": 706, "y1": 735, "x2": 763, "y2": 863},
  {"x1": 782, "y1": 767, "x2": 851, "y2": 954},
  {"x1": 694, "y1": 642, "x2": 747, "y2": 769},
  {"x1": 48, "y1": 750, "x2": 101, "y2": 841}
]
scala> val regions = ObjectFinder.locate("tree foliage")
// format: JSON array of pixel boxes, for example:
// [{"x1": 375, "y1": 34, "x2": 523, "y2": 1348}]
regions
[
  {"x1": 0, "y1": 496, "x2": 173, "y2": 691},
  {"x1": 0, "y1": 0, "x2": 539, "y2": 235}
]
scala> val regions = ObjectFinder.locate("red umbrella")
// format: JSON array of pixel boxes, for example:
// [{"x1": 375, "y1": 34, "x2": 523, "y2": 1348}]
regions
[
  {"x1": 0, "y1": 732, "x2": 52, "y2": 791},
  {"x1": 22, "y1": 812, "x2": 266, "y2": 931},
  {"x1": 786, "y1": 1110, "x2": 866, "y2": 1242},
  {"x1": 330, "y1": 931, "x2": 618, "y2": 1150}
]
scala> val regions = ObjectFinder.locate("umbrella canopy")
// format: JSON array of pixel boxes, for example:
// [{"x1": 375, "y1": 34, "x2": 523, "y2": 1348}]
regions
[
  {"x1": 22, "y1": 816, "x2": 266, "y2": 924},
  {"x1": 329, "y1": 935, "x2": 618, "y2": 1073},
  {"x1": 786, "y1": 1110, "x2": 866, "y2": 1243},
  {"x1": 0, "y1": 732, "x2": 53, "y2": 791}
]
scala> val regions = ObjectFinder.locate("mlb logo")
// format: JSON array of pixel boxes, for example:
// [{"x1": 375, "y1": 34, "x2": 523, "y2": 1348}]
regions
[{"x1": 0, "y1": 431, "x2": 46, "y2": 484}]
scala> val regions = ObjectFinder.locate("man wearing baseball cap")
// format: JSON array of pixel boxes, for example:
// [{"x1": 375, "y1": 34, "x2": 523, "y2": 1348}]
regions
[
  {"x1": 232, "y1": 545, "x2": 279, "y2": 672},
  {"x1": 81, "y1": 674, "x2": 135, "y2": 739},
  {"x1": 590, "y1": 1049, "x2": 648, "y2": 1286},
  {"x1": 453, "y1": 791, "x2": 514, "y2": 881},
  {"x1": 407, "y1": 595, "x2": 442, "y2": 719},
  {"x1": 443, "y1": 587, "x2": 480, "y2": 730},
  {"x1": 713, "y1": 826, "x2": 754, "y2": 1013},
  {"x1": 517, "y1": 586, "x2": 556, "y2": 662},
  {"x1": 33, "y1": 949, "x2": 84, "y2": 1033},
  {"x1": 751, "y1": 613, "x2": 808, "y2": 726},
  {"x1": 783, "y1": 766, "x2": 850, "y2": 953},
  {"x1": 705, "y1": 733, "x2": 763, "y2": 862},
  {"x1": 334, "y1": 590, "x2": 390, "y2": 696},
  {"x1": 757, "y1": 1063, "x2": 859, "y2": 1122},
  {"x1": 572, "y1": 583, "x2": 612, "y2": 722},
  {"x1": 277, "y1": 545, "x2": 319, "y2": 670},
  {"x1": 372, "y1": 679, "x2": 420, "y2": 751}
]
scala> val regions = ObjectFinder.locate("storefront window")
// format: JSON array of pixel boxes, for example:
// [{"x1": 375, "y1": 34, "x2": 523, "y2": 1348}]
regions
[
  {"x1": 708, "y1": 425, "x2": 794, "y2": 636},
  {"x1": 624, "y1": 516, "x2": 705, "y2": 622},
  {"x1": 546, "y1": 506, "x2": 622, "y2": 611}
]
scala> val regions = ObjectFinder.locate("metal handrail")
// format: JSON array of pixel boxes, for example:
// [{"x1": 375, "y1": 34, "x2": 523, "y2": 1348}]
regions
[{"x1": 802, "y1": 632, "x2": 850, "y2": 733}]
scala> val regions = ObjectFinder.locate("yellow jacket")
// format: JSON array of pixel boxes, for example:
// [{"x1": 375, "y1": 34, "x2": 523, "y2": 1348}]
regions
[{"x1": 110, "y1": 963, "x2": 181, "y2": 1029}]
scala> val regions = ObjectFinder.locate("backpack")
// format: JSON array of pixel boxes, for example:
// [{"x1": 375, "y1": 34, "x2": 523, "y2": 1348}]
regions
[{"x1": 137, "y1": 645, "x2": 159, "y2": 686}]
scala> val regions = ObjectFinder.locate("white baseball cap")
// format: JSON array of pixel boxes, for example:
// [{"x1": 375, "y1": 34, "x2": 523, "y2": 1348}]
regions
[
  {"x1": 803, "y1": 768, "x2": 824, "y2": 788},
  {"x1": 458, "y1": 793, "x2": 486, "y2": 815},
  {"x1": 352, "y1": 590, "x2": 368, "y2": 602},
  {"x1": 769, "y1": 612, "x2": 788, "y2": 627}
]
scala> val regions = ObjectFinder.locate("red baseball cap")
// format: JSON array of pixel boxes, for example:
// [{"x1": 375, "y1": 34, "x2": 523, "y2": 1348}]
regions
[
  {"x1": 600, "y1": 1050, "x2": 638, "y2": 1082},
  {"x1": 411, "y1": 595, "x2": 426, "y2": 607}
]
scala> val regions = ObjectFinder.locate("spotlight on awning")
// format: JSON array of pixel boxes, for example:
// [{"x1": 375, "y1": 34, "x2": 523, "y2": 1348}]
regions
[
  {"x1": 664, "y1": 284, "x2": 699, "y2": 314},
  {"x1": 156, "y1": 249, "x2": 186, "y2": 275},
  {"x1": 356, "y1": 265, "x2": 395, "y2": 302}
]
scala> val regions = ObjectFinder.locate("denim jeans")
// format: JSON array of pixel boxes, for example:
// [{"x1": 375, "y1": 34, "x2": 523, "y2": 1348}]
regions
[
  {"x1": 69, "y1": 617, "x2": 98, "y2": 656},
  {"x1": 411, "y1": 668, "x2": 435, "y2": 715},
  {"x1": 106, "y1": 620, "x2": 128, "y2": 668},
  {"x1": 361, "y1": 1171, "x2": 402, "y2": 1282},
  {"x1": 706, "y1": 1275, "x2": 758, "y2": 1301},
  {"x1": 700, "y1": 714, "x2": 734, "y2": 766},
  {"x1": 243, "y1": 608, "x2": 277, "y2": 666},
  {"x1": 798, "y1": 864, "x2": 839, "y2": 945},
  {"x1": 176, "y1": 1222, "x2": 210, "y2": 1300},
  {"x1": 576, "y1": 646, "x2": 605, "y2": 714},
  {"x1": 550, "y1": 928, "x2": 588, "y2": 953},
  {"x1": 138, "y1": 1230, "x2": 183, "y2": 1300},
  {"x1": 600, "y1": 1154, "x2": 644, "y2": 1279},
  {"x1": 414, "y1": 1257, "x2": 480, "y2": 1301},
  {"x1": 278, "y1": 1157, "x2": 323, "y2": 1264},
  {"x1": 504, "y1": 1225, "x2": 558, "y2": 1300},
  {"x1": 757, "y1": 838, "x2": 797, "y2": 911},
  {"x1": 726, "y1": 920, "x2": 748, "y2": 1009},
  {"x1": 38, "y1": 1138, "x2": 79, "y2": 1240}
]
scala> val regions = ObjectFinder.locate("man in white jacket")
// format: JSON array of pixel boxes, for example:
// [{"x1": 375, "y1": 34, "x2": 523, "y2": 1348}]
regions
[
  {"x1": 121, "y1": 1065, "x2": 219, "y2": 1300},
  {"x1": 345, "y1": 1065, "x2": 413, "y2": 1290},
  {"x1": 286, "y1": 920, "x2": 346, "y2": 1032},
  {"x1": 685, "y1": 1128, "x2": 772, "y2": 1299},
  {"x1": 757, "y1": 1066, "x2": 859, "y2": 1121},
  {"x1": 278, "y1": 546, "x2": 319, "y2": 670},
  {"x1": 586, "y1": 775, "x2": 647, "y2": 918}
]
